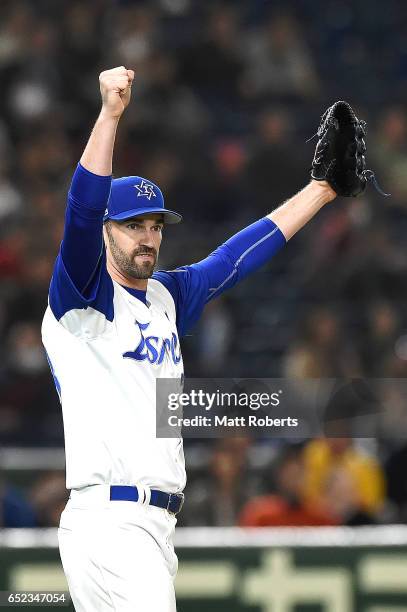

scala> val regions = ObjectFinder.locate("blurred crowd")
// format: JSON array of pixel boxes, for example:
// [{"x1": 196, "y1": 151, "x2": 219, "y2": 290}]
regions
[{"x1": 1, "y1": 0, "x2": 407, "y2": 527}]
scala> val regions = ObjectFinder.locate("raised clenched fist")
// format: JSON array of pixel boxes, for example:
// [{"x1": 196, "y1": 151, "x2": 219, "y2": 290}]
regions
[{"x1": 99, "y1": 66, "x2": 135, "y2": 119}]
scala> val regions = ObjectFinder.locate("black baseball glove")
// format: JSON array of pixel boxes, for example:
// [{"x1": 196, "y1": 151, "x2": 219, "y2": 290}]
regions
[{"x1": 311, "y1": 100, "x2": 389, "y2": 197}]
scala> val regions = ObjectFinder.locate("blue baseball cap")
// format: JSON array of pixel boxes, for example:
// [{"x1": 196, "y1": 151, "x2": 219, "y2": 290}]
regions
[{"x1": 103, "y1": 176, "x2": 182, "y2": 224}]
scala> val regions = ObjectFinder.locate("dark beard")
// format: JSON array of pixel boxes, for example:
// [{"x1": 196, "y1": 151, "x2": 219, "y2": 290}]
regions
[{"x1": 106, "y1": 231, "x2": 157, "y2": 280}]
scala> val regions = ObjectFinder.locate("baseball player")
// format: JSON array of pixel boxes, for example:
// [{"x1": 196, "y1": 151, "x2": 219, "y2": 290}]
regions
[{"x1": 42, "y1": 66, "x2": 358, "y2": 611}]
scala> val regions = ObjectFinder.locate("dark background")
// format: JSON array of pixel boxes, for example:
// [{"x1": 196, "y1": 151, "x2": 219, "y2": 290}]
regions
[{"x1": 1, "y1": 0, "x2": 407, "y2": 530}]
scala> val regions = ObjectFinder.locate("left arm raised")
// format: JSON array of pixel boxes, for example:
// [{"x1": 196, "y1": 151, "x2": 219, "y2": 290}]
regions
[
  {"x1": 267, "y1": 180, "x2": 336, "y2": 240},
  {"x1": 154, "y1": 180, "x2": 336, "y2": 335}
]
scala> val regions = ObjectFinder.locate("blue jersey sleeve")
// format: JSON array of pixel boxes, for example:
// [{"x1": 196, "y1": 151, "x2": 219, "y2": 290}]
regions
[
  {"x1": 153, "y1": 217, "x2": 286, "y2": 336},
  {"x1": 49, "y1": 163, "x2": 114, "y2": 321},
  {"x1": 49, "y1": 249, "x2": 114, "y2": 322}
]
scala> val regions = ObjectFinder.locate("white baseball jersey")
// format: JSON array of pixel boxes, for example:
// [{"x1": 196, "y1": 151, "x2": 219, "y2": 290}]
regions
[{"x1": 42, "y1": 270, "x2": 186, "y2": 492}]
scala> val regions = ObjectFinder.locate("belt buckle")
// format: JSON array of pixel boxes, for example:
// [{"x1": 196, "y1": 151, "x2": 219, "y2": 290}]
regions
[{"x1": 167, "y1": 492, "x2": 185, "y2": 515}]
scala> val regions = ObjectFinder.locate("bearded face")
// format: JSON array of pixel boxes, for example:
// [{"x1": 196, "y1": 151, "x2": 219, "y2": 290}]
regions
[{"x1": 104, "y1": 216, "x2": 163, "y2": 281}]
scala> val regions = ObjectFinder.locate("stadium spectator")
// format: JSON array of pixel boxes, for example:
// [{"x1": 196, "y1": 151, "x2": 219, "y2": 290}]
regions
[
  {"x1": 373, "y1": 107, "x2": 407, "y2": 205},
  {"x1": 283, "y1": 308, "x2": 362, "y2": 378},
  {"x1": 0, "y1": 322, "x2": 58, "y2": 444},
  {"x1": 238, "y1": 445, "x2": 335, "y2": 527},
  {"x1": 321, "y1": 466, "x2": 377, "y2": 525},
  {"x1": 178, "y1": 5, "x2": 244, "y2": 109},
  {"x1": 181, "y1": 437, "x2": 252, "y2": 526},
  {"x1": 245, "y1": 108, "x2": 308, "y2": 215},
  {"x1": 361, "y1": 301, "x2": 401, "y2": 376},
  {"x1": 195, "y1": 299, "x2": 233, "y2": 375},
  {"x1": 0, "y1": 478, "x2": 36, "y2": 527},
  {"x1": 241, "y1": 13, "x2": 320, "y2": 102},
  {"x1": 302, "y1": 438, "x2": 386, "y2": 515},
  {"x1": 29, "y1": 471, "x2": 69, "y2": 527}
]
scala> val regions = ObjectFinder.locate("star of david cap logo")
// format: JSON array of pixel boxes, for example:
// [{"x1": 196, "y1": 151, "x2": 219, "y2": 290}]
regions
[
  {"x1": 103, "y1": 175, "x2": 182, "y2": 224},
  {"x1": 134, "y1": 179, "x2": 156, "y2": 200}
]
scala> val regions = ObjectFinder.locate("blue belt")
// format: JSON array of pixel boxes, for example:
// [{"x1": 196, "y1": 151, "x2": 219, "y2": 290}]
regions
[{"x1": 109, "y1": 485, "x2": 184, "y2": 515}]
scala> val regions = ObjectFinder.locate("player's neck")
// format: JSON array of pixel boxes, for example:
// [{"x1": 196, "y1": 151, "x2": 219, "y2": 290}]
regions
[{"x1": 106, "y1": 262, "x2": 148, "y2": 291}]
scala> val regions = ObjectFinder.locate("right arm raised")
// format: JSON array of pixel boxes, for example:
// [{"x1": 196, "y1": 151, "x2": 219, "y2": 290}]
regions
[
  {"x1": 57, "y1": 67, "x2": 134, "y2": 297},
  {"x1": 80, "y1": 66, "x2": 134, "y2": 175}
]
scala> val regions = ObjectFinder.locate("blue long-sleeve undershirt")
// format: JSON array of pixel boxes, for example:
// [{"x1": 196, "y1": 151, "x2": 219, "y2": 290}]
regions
[
  {"x1": 61, "y1": 163, "x2": 111, "y2": 293},
  {"x1": 50, "y1": 163, "x2": 287, "y2": 336}
]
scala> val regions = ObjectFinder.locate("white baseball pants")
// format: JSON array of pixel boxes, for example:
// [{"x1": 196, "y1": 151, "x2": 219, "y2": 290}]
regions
[{"x1": 58, "y1": 485, "x2": 178, "y2": 611}]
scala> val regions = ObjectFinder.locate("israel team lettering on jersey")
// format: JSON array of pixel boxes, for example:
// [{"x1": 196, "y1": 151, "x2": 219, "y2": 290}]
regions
[{"x1": 42, "y1": 164, "x2": 286, "y2": 494}]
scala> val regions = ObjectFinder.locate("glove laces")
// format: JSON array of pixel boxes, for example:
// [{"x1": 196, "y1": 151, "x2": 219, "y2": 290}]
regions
[{"x1": 361, "y1": 169, "x2": 391, "y2": 197}]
